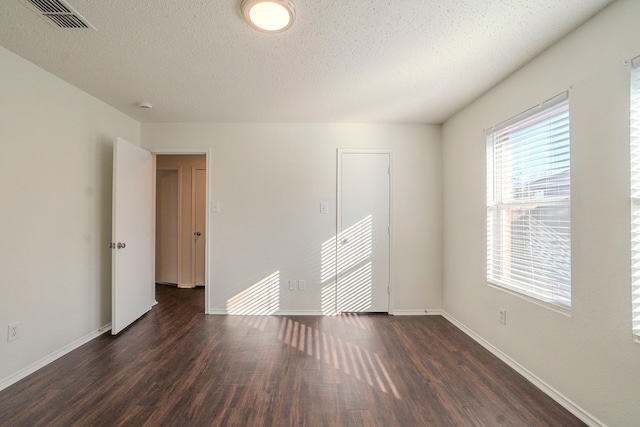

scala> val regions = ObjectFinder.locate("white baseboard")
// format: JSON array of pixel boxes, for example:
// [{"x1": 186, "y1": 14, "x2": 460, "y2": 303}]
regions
[
  {"x1": 440, "y1": 312, "x2": 604, "y2": 427},
  {"x1": 0, "y1": 323, "x2": 112, "y2": 392},
  {"x1": 392, "y1": 309, "x2": 444, "y2": 315},
  {"x1": 209, "y1": 309, "x2": 442, "y2": 316},
  {"x1": 275, "y1": 310, "x2": 325, "y2": 316},
  {"x1": 207, "y1": 309, "x2": 326, "y2": 316},
  {"x1": 177, "y1": 282, "x2": 194, "y2": 289}
]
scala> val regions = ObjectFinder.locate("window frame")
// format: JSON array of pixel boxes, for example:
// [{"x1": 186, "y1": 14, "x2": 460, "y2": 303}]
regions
[
  {"x1": 486, "y1": 92, "x2": 572, "y2": 310},
  {"x1": 629, "y1": 55, "x2": 640, "y2": 342}
]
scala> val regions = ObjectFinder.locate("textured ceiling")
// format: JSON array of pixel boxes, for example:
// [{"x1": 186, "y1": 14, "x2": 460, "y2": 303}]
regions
[{"x1": 0, "y1": 0, "x2": 614, "y2": 124}]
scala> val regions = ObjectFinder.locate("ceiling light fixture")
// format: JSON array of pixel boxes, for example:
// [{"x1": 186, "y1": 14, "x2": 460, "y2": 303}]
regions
[{"x1": 241, "y1": 0, "x2": 295, "y2": 33}]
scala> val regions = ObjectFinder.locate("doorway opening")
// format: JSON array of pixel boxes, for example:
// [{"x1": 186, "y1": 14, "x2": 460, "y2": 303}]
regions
[{"x1": 154, "y1": 153, "x2": 209, "y2": 312}]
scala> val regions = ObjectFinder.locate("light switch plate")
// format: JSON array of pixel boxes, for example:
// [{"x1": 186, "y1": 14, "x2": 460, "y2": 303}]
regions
[
  {"x1": 320, "y1": 202, "x2": 328, "y2": 214},
  {"x1": 288, "y1": 280, "x2": 297, "y2": 291},
  {"x1": 298, "y1": 280, "x2": 306, "y2": 291}
]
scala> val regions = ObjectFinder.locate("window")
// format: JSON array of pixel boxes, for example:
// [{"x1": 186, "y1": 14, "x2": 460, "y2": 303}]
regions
[
  {"x1": 487, "y1": 92, "x2": 571, "y2": 309},
  {"x1": 630, "y1": 55, "x2": 640, "y2": 341}
]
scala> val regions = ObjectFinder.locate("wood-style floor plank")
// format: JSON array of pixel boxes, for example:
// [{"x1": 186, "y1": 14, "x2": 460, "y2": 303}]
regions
[{"x1": 0, "y1": 285, "x2": 586, "y2": 426}]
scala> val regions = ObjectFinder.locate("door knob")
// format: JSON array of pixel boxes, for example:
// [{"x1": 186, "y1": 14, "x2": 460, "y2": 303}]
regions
[
  {"x1": 195, "y1": 231, "x2": 202, "y2": 236},
  {"x1": 340, "y1": 238, "x2": 349, "y2": 245},
  {"x1": 117, "y1": 242, "x2": 126, "y2": 249}
]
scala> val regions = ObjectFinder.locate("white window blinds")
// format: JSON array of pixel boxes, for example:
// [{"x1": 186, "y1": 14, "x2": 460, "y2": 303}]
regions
[
  {"x1": 630, "y1": 56, "x2": 640, "y2": 340},
  {"x1": 487, "y1": 92, "x2": 571, "y2": 309}
]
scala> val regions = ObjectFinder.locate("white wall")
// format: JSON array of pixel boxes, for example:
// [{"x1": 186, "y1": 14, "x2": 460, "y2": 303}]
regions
[
  {"x1": 3, "y1": 1, "x2": 635, "y2": 421},
  {"x1": 0, "y1": 46, "x2": 140, "y2": 383},
  {"x1": 442, "y1": 0, "x2": 640, "y2": 425},
  {"x1": 142, "y1": 123, "x2": 442, "y2": 314}
]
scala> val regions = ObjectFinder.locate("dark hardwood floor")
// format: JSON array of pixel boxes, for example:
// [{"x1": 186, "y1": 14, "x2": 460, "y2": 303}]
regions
[{"x1": 0, "y1": 285, "x2": 586, "y2": 426}]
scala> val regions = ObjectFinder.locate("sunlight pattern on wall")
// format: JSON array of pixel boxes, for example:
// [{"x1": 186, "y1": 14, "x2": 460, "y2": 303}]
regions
[
  {"x1": 321, "y1": 281, "x2": 338, "y2": 315},
  {"x1": 336, "y1": 215, "x2": 373, "y2": 275},
  {"x1": 336, "y1": 262, "x2": 372, "y2": 312},
  {"x1": 320, "y1": 232, "x2": 337, "y2": 283},
  {"x1": 226, "y1": 271, "x2": 280, "y2": 315},
  {"x1": 320, "y1": 215, "x2": 374, "y2": 313}
]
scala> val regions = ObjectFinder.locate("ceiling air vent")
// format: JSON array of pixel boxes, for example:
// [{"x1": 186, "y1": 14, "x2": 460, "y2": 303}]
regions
[{"x1": 19, "y1": 0, "x2": 95, "y2": 29}]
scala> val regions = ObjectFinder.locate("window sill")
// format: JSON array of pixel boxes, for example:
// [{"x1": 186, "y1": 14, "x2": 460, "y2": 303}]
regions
[{"x1": 487, "y1": 282, "x2": 572, "y2": 317}]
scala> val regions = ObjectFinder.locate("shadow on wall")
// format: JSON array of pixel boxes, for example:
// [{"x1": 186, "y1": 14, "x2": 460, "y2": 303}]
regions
[
  {"x1": 226, "y1": 215, "x2": 375, "y2": 315},
  {"x1": 226, "y1": 271, "x2": 280, "y2": 315}
]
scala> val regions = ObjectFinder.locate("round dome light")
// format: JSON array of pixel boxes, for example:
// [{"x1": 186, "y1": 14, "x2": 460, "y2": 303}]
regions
[{"x1": 242, "y1": 0, "x2": 295, "y2": 33}]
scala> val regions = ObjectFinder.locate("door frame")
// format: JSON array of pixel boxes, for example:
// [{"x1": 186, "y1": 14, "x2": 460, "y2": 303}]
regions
[
  {"x1": 152, "y1": 148, "x2": 212, "y2": 314},
  {"x1": 155, "y1": 166, "x2": 182, "y2": 287},
  {"x1": 191, "y1": 167, "x2": 206, "y2": 287},
  {"x1": 336, "y1": 148, "x2": 394, "y2": 314}
]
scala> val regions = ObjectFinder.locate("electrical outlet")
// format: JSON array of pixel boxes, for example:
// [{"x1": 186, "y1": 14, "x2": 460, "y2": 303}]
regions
[
  {"x1": 7, "y1": 322, "x2": 20, "y2": 342},
  {"x1": 498, "y1": 308, "x2": 507, "y2": 325}
]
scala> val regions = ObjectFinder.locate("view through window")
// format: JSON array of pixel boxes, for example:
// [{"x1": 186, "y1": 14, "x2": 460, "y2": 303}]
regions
[{"x1": 487, "y1": 92, "x2": 571, "y2": 309}]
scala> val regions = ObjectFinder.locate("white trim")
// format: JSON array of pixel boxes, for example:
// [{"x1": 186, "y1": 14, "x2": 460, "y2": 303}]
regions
[
  {"x1": 156, "y1": 166, "x2": 183, "y2": 287},
  {"x1": 192, "y1": 167, "x2": 207, "y2": 287},
  {"x1": 151, "y1": 154, "x2": 158, "y2": 307},
  {"x1": 486, "y1": 91, "x2": 569, "y2": 134},
  {"x1": 207, "y1": 310, "x2": 442, "y2": 316},
  {"x1": 388, "y1": 151, "x2": 395, "y2": 314},
  {"x1": 276, "y1": 310, "x2": 325, "y2": 316},
  {"x1": 392, "y1": 309, "x2": 430, "y2": 316},
  {"x1": 191, "y1": 166, "x2": 196, "y2": 287},
  {"x1": 151, "y1": 148, "x2": 213, "y2": 314},
  {"x1": 440, "y1": 311, "x2": 604, "y2": 427},
  {"x1": 150, "y1": 148, "x2": 207, "y2": 155},
  {"x1": 0, "y1": 324, "x2": 111, "y2": 392},
  {"x1": 206, "y1": 309, "x2": 327, "y2": 316}
]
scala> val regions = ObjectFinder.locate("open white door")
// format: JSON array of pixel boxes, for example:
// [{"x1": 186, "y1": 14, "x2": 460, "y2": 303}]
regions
[{"x1": 111, "y1": 137, "x2": 154, "y2": 335}]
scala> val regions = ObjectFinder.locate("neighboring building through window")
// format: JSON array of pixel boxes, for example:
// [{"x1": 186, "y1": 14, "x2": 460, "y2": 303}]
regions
[
  {"x1": 487, "y1": 92, "x2": 571, "y2": 309},
  {"x1": 629, "y1": 55, "x2": 640, "y2": 341}
]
